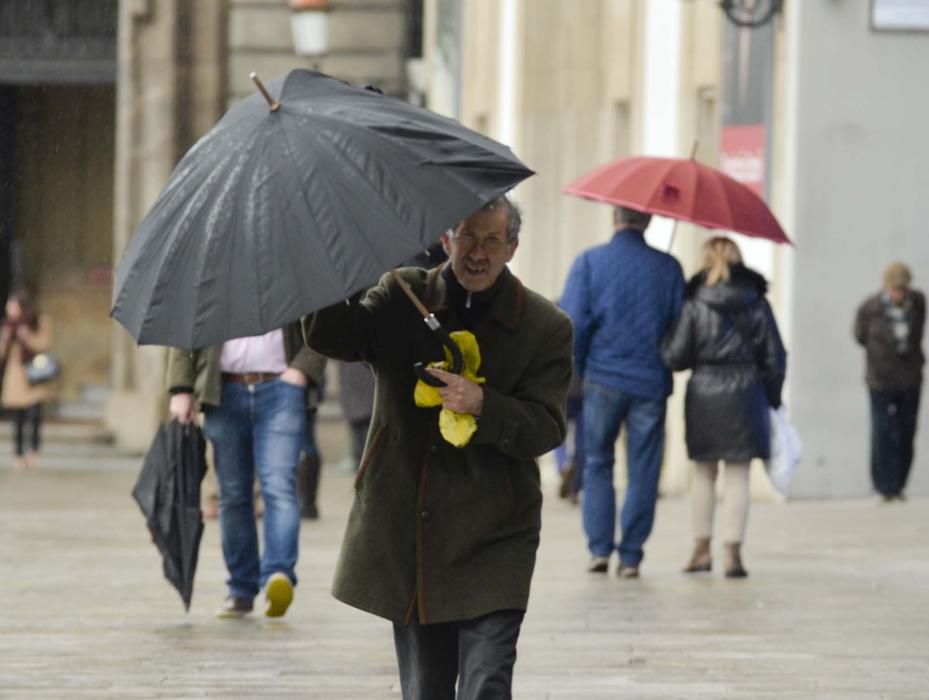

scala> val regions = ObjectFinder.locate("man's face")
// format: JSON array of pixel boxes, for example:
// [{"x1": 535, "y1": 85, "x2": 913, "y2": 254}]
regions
[
  {"x1": 886, "y1": 285, "x2": 908, "y2": 306},
  {"x1": 442, "y1": 207, "x2": 517, "y2": 293}
]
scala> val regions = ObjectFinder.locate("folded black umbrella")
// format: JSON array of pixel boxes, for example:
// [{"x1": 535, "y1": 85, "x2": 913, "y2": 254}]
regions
[
  {"x1": 132, "y1": 420, "x2": 207, "y2": 611},
  {"x1": 111, "y1": 69, "x2": 534, "y2": 351}
]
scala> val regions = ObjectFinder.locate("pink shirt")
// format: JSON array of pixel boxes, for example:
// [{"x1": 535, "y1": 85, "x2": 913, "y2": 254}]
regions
[{"x1": 219, "y1": 329, "x2": 288, "y2": 374}]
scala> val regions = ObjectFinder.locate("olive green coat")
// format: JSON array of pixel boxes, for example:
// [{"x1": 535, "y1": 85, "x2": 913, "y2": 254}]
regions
[
  {"x1": 165, "y1": 323, "x2": 327, "y2": 410},
  {"x1": 305, "y1": 266, "x2": 573, "y2": 625}
]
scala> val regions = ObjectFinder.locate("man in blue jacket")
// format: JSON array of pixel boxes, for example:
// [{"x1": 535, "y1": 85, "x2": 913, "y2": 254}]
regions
[{"x1": 561, "y1": 206, "x2": 684, "y2": 578}]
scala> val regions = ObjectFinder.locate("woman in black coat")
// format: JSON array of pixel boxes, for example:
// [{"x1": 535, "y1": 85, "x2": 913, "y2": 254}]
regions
[{"x1": 662, "y1": 238, "x2": 786, "y2": 577}]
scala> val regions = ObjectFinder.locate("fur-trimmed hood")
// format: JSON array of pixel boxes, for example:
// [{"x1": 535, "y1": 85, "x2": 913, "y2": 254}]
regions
[{"x1": 687, "y1": 264, "x2": 769, "y2": 313}]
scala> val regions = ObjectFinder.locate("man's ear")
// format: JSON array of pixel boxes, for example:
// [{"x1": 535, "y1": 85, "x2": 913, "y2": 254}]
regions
[
  {"x1": 441, "y1": 229, "x2": 453, "y2": 257},
  {"x1": 505, "y1": 239, "x2": 519, "y2": 263}
]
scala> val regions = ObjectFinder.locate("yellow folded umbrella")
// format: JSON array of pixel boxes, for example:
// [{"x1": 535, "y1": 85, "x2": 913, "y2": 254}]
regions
[{"x1": 414, "y1": 330, "x2": 486, "y2": 447}]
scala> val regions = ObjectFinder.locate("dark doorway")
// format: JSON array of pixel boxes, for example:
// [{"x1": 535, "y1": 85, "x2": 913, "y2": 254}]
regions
[{"x1": 0, "y1": 1, "x2": 118, "y2": 405}]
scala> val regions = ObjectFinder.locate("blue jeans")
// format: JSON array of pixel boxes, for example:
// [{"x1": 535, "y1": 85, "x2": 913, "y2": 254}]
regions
[
  {"x1": 582, "y1": 381, "x2": 666, "y2": 566},
  {"x1": 203, "y1": 379, "x2": 306, "y2": 599}
]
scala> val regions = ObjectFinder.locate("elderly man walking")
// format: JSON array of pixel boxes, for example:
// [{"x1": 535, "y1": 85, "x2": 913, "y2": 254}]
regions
[
  {"x1": 304, "y1": 197, "x2": 572, "y2": 700},
  {"x1": 561, "y1": 206, "x2": 685, "y2": 578},
  {"x1": 855, "y1": 262, "x2": 925, "y2": 501}
]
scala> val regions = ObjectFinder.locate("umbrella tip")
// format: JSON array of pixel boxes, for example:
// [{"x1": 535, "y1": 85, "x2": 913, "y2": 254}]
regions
[{"x1": 250, "y1": 72, "x2": 280, "y2": 112}]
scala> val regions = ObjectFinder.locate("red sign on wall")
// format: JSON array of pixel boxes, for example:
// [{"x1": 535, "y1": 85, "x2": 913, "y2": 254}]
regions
[{"x1": 720, "y1": 124, "x2": 766, "y2": 196}]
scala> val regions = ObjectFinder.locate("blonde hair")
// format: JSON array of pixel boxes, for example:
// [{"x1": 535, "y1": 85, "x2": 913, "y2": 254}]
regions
[{"x1": 702, "y1": 237, "x2": 743, "y2": 287}]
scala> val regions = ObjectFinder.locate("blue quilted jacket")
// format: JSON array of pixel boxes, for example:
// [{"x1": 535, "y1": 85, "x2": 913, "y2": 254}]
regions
[{"x1": 561, "y1": 229, "x2": 685, "y2": 400}]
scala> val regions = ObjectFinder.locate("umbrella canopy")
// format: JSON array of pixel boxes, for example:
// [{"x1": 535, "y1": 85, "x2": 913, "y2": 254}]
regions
[
  {"x1": 563, "y1": 156, "x2": 790, "y2": 244},
  {"x1": 112, "y1": 69, "x2": 533, "y2": 350},
  {"x1": 132, "y1": 420, "x2": 207, "y2": 610}
]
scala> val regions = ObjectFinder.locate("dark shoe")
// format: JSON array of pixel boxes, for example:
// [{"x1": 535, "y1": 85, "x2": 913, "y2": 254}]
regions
[
  {"x1": 617, "y1": 563, "x2": 639, "y2": 579},
  {"x1": 297, "y1": 451, "x2": 321, "y2": 520},
  {"x1": 724, "y1": 543, "x2": 748, "y2": 578},
  {"x1": 587, "y1": 555, "x2": 609, "y2": 573},
  {"x1": 683, "y1": 537, "x2": 712, "y2": 573},
  {"x1": 559, "y1": 463, "x2": 576, "y2": 499},
  {"x1": 215, "y1": 596, "x2": 253, "y2": 619},
  {"x1": 265, "y1": 572, "x2": 294, "y2": 618}
]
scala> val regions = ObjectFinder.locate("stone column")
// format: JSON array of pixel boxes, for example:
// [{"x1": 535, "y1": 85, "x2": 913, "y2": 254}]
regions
[{"x1": 107, "y1": 0, "x2": 226, "y2": 451}]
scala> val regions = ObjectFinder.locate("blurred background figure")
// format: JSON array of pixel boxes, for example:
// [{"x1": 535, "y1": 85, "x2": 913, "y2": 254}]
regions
[
  {"x1": 297, "y1": 370, "x2": 327, "y2": 520},
  {"x1": 1, "y1": 289, "x2": 54, "y2": 471},
  {"x1": 553, "y1": 369, "x2": 583, "y2": 504},
  {"x1": 662, "y1": 238, "x2": 786, "y2": 578},
  {"x1": 336, "y1": 361, "x2": 375, "y2": 472},
  {"x1": 854, "y1": 262, "x2": 925, "y2": 502},
  {"x1": 560, "y1": 206, "x2": 685, "y2": 579}
]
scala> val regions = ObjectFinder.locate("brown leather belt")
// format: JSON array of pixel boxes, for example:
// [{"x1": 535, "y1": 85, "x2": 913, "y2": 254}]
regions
[{"x1": 221, "y1": 372, "x2": 281, "y2": 385}]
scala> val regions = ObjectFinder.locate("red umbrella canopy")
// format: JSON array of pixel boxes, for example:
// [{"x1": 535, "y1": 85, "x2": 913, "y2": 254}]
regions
[{"x1": 563, "y1": 156, "x2": 791, "y2": 245}]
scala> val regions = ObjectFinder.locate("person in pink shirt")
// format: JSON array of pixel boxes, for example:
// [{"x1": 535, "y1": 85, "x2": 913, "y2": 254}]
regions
[{"x1": 166, "y1": 323, "x2": 326, "y2": 618}]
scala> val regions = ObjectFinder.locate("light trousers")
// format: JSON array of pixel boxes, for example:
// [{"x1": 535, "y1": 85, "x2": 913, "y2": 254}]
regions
[{"x1": 691, "y1": 461, "x2": 750, "y2": 544}]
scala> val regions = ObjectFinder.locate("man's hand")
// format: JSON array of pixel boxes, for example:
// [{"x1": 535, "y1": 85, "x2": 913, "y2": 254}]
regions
[
  {"x1": 280, "y1": 368, "x2": 308, "y2": 388},
  {"x1": 427, "y1": 369, "x2": 483, "y2": 416},
  {"x1": 169, "y1": 393, "x2": 194, "y2": 424}
]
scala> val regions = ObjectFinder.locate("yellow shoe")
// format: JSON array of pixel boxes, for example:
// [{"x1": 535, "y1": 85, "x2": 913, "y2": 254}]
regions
[{"x1": 264, "y1": 573, "x2": 294, "y2": 618}]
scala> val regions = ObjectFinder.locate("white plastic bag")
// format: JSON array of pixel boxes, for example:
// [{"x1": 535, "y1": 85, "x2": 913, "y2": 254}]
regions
[{"x1": 766, "y1": 405, "x2": 802, "y2": 496}]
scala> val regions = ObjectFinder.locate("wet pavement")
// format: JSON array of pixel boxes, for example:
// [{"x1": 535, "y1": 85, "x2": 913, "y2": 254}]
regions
[{"x1": 1, "y1": 433, "x2": 927, "y2": 699}]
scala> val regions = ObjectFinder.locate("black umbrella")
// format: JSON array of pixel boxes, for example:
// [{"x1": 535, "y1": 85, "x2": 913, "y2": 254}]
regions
[
  {"x1": 111, "y1": 69, "x2": 534, "y2": 353},
  {"x1": 132, "y1": 420, "x2": 208, "y2": 611}
]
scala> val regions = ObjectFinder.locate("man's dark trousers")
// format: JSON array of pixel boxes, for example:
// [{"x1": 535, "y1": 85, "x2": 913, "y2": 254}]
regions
[
  {"x1": 870, "y1": 388, "x2": 921, "y2": 497},
  {"x1": 392, "y1": 609, "x2": 524, "y2": 700}
]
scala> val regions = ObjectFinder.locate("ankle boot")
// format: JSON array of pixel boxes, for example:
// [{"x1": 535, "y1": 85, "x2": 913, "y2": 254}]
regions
[
  {"x1": 724, "y1": 542, "x2": 748, "y2": 578},
  {"x1": 683, "y1": 537, "x2": 712, "y2": 573},
  {"x1": 297, "y1": 451, "x2": 321, "y2": 520}
]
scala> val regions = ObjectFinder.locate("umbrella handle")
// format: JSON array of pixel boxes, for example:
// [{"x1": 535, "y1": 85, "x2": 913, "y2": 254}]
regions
[{"x1": 414, "y1": 315, "x2": 463, "y2": 387}]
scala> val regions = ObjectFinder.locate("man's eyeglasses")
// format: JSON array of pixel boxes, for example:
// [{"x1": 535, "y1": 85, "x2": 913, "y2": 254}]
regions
[{"x1": 452, "y1": 232, "x2": 510, "y2": 255}]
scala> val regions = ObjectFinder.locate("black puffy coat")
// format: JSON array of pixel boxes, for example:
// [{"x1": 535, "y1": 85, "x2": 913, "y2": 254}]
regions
[{"x1": 661, "y1": 265, "x2": 787, "y2": 462}]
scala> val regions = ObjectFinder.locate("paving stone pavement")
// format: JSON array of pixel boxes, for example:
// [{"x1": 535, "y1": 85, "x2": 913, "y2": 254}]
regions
[{"x1": 1, "y1": 453, "x2": 927, "y2": 699}]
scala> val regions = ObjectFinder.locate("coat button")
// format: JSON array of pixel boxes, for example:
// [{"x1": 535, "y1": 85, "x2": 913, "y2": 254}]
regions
[
  {"x1": 421, "y1": 510, "x2": 432, "y2": 521},
  {"x1": 430, "y1": 444, "x2": 439, "y2": 454}
]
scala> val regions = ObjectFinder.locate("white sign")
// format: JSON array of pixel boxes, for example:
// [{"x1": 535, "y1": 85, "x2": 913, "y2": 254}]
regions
[{"x1": 872, "y1": 0, "x2": 929, "y2": 30}]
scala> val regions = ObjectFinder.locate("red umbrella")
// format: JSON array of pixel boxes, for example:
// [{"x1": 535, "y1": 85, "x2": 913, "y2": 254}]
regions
[{"x1": 563, "y1": 156, "x2": 790, "y2": 245}]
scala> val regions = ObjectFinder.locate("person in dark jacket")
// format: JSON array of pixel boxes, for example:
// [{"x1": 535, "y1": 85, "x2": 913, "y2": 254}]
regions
[
  {"x1": 854, "y1": 262, "x2": 925, "y2": 501},
  {"x1": 560, "y1": 206, "x2": 685, "y2": 578},
  {"x1": 662, "y1": 237, "x2": 786, "y2": 578}
]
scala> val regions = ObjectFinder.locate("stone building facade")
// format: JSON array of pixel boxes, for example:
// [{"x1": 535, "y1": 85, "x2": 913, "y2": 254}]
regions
[{"x1": 0, "y1": 1, "x2": 415, "y2": 448}]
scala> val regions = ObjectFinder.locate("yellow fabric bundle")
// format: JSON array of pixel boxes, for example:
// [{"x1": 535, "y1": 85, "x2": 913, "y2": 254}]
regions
[{"x1": 414, "y1": 330, "x2": 486, "y2": 447}]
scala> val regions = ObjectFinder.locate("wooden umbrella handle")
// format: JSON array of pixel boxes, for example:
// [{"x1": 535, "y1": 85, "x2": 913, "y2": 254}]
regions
[
  {"x1": 390, "y1": 269, "x2": 431, "y2": 317},
  {"x1": 390, "y1": 269, "x2": 464, "y2": 385}
]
